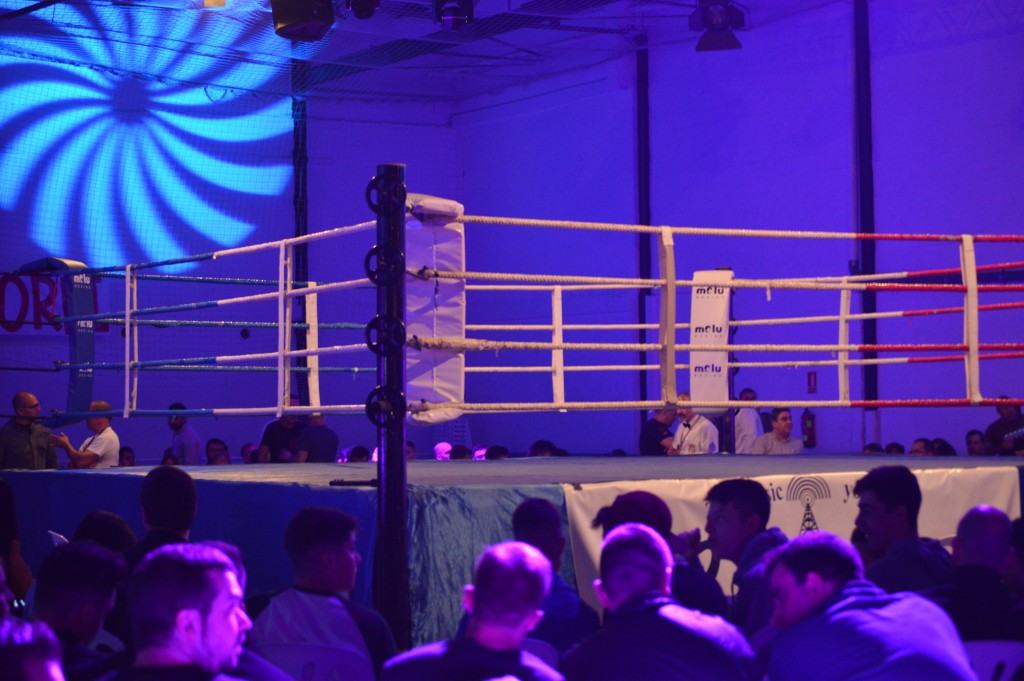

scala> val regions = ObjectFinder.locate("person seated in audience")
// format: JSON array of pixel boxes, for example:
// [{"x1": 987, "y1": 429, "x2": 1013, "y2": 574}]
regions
[
  {"x1": 931, "y1": 438, "x2": 957, "y2": 457},
  {"x1": 458, "y1": 498, "x2": 598, "y2": 653},
  {"x1": 347, "y1": 445, "x2": 371, "y2": 463},
  {"x1": 108, "y1": 544, "x2": 251, "y2": 681},
  {"x1": 404, "y1": 441, "x2": 416, "y2": 460},
  {"x1": 296, "y1": 413, "x2": 339, "y2": 463},
  {"x1": 71, "y1": 511, "x2": 137, "y2": 553},
  {"x1": 984, "y1": 399, "x2": 1024, "y2": 455},
  {"x1": 383, "y1": 541, "x2": 561, "y2": 681},
  {"x1": 965, "y1": 429, "x2": 986, "y2": 456},
  {"x1": 639, "y1": 407, "x2": 676, "y2": 456},
  {"x1": 240, "y1": 443, "x2": 258, "y2": 464},
  {"x1": 485, "y1": 445, "x2": 509, "y2": 460},
  {"x1": 472, "y1": 446, "x2": 487, "y2": 460},
  {"x1": 528, "y1": 440, "x2": 557, "y2": 458},
  {"x1": 1008, "y1": 518, "x2": 1024, "y2": 598},
  {"x1": 433, "y1": 442, "x2": 452, "y2": 460},
  {"x1": 0, "y1": 618, "x2": 64, "y2": 681},
  {"x1": 248, "y1": 507, "x2": 395, "y2": 679},
  {"x1": 106, "y1": 466, "x2": 199, "y2": 646},
  {"x1": 909, "y1": 437, "x2": 933, "y2": 456},
  {"x1": 853, "y1": 465, "x2": 953, "y2": 592},
  {"x1": 205, "y1": 438, "x2": 231, "y2": 465},
  {"x1": 449, "y1": 445, "x2": 473, "y2": 460},
  {"x1": 159, "y1": 449, "x2": 178, "y2": 466},
  {"x1": 257, "y1": 395, "x2": 305, "y2": 463},
  {"x1": 117, "y1": 447, "x2": 134, "y2": 467},
  {"x1": 750, "y1": 408, "x2": 802, "y2": 455},
  {"x1": 765, "y1": 532, "x2": 974, "y2": 681},
  {"x1": 862, "y1": 442, "x2": 884, "y2": 454},
  {"x1": 33, "y1": 542, "x2": 128, "y2": 681},
  {"x1": 561, "y1": 523, "x2": 754, "y2": 681},
  {"x1": 884, "y1": 441, "x2": 905, "y2": 454},
  {"x1": 593, "y1": 491, "x2": 728, "y2": 618},
  {"x1": 921, "y1": 505, "x2": 1024, "y2": 641}
]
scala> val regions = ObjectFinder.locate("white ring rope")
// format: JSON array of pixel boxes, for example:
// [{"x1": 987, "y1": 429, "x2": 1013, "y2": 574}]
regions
[{"x1": 211, "y1": 221, "x2": 376, "y2": 259}]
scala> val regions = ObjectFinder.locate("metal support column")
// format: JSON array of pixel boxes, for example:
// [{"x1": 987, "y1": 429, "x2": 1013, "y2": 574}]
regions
[{"x1": 364, "y1": 164, "x2": 410, "y2": 648}]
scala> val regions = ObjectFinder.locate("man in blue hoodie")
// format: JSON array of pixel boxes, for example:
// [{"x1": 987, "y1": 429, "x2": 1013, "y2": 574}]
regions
[
  {"x1": 681, "y1": 478, "x2": 787, "y2": 639},
  {"x1": 853, "y1": 465, "x2": 953, "y2": 593}
]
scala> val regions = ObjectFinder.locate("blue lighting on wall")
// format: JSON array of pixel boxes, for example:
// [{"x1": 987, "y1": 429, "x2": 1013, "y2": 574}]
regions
[{"x1": 0, "y1": 5, "x2": 294, "y2": 272}]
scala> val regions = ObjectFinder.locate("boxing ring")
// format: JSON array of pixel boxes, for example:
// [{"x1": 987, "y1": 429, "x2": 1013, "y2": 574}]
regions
[{"x1": 4, "y1": 163, "x2": 1024, "y2": 647}]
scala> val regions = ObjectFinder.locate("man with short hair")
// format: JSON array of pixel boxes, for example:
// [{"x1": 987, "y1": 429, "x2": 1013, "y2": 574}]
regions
[
  {"x1": 295, "y1": 413, "x2": 339, "y2": 463},
  {"x1": 561, "y1": 523, "x2": 754, "y2": 681},
  {"x1": 33, "y1": 542, "x2": 128, "y2": 681},
  {"x1": 168, "y1": 403, "x2": 201, "y2": 466},
  {"x1": 853, "y1": 465, "x2": 953, "y2": 593},
  {"x1": 909, "y1": 437, "x2": 933, "y2": 456},
  {"x1": 732, "y1": 387, "x2": 763, "y2": 455},
  {"x1": 639, "y1": 407, "x2": 676, "y2": 456},
  {"x1": 257, "y1": 395, "x2": 305, "y2": 463},
  {"x1": 681, "y1": 478, "x2": 787, "y2": 637},
  {"x1": 0, "y1": 618, "x2": 65, "y2": 681},
  {"x1": 984, "y1": 399, "x2": 1024, "y2": 455},
  {"x1": 118, "y1": 447, "x2": 135, "y2": 467},
  {"x1": 204, "y1": 439, "x2": 230, "y2": 466},
  {"x1": 921, "y1": 505, "x2": 1024, "y2": 641},
  {"x1": 765, "y1": 532, "x2": 974, "y2": 681},
  {"x1": 109, "y1": 543, "x2": 251, "y2": 681},
  {"x1": 383, "y1": 542, "x2": 561, "y2": 681},
  {"x1": 750, "y1": 408, "x2": 802, "y2": 455},
  {"x1": 670, "y1": 392, "x2": 719, "y2": 455},
  {"x1": 49, "y1": 401, "x2": 119, "y2": 468},
  {"x1": 249, "y1": 507, "x2": 395, "y2": 679},
  {"x1": 0, "y1": 391, "x2": 57, "y2": 469},
  {"x1": 965, "y1": 429, "x2": 986, "y2": 456}
]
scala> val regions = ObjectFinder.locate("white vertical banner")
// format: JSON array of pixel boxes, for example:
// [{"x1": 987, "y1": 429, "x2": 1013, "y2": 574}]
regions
[
  {"x1": 405, "y1": 194, "x2": 465, "y2": 424},
  {"x1": 689, "y1": 270, "x2": 732, "y2": 415}
]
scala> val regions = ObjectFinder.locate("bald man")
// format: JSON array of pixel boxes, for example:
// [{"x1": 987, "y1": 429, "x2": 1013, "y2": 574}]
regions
[
  {"x1": 921, "y1": 505, "x2": 1024, "y2": 641},
  {"x1": 1, "y1": 391, "x2": 57, "y2": 469},
  {"x1": 49, "y1": 401, "x2": 119, "y2": 469}
]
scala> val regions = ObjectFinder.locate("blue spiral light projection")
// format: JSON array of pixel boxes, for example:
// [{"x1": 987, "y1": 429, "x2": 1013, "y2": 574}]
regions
[{"x1": 0, "y1": 4, "x2": 295, "y2": 272}]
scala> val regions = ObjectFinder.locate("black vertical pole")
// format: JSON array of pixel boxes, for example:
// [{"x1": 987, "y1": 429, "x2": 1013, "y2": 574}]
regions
[
  {"x1": 636, "y1": 46, "x2": 653, "y2": 433},
  {"x1": 291, "y1": 62, "x2": 310, "y2": 407},
  {"x1": 854, "y1": 0, "x2": 878, "y2": 403},
  {"x1": 365, "y1": 164, "x2": 409, "y2": 648}
]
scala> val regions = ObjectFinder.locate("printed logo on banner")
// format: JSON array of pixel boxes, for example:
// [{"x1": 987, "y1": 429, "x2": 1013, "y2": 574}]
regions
[
  {"x1": 692, "y1": 324, "x2": 725, "y2": 335},
  {"x1": 693, "y1": 363, "x2": 724, "y2": 374},
  {"x1": 781, "y1": 476, "x2": 832, "y2": 534},
  {"x1": 694, "y1": 286, "x2": 728, "y2": 297}
]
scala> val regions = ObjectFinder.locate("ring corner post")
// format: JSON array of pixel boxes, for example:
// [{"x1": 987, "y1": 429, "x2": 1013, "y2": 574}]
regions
[{"x1": 368, "y1": 163, "x2": 411, "y2": 649}]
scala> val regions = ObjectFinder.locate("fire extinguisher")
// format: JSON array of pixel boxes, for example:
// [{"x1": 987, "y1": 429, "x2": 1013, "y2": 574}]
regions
[{"x1": 801, "y1": 408, "x2": 817, "y2": 449}]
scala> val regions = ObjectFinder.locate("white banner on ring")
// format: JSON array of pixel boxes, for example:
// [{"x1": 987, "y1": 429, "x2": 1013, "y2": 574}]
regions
[
  {"x1": 563, "y1": 466, "x2": 1020, "y2": 616},
  {"x1": 689, "y1": 270, "x2": 732, "y2": 416}
]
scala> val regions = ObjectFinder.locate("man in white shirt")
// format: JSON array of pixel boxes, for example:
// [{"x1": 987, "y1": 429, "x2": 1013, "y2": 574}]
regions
[
  {"x1": 671, "y1": 392, "x2": 719, "y2": 455},
  {"x1": 733, "y1": 388, "x2": 763, "y2": 454},
  {"x1": 49, "y1": 400, "x2": 119, "y2": 468}
]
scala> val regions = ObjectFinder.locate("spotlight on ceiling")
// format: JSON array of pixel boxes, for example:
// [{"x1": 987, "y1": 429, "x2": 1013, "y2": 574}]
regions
[
  {"x1": 688, "y1": 0, "x2": 745, "y2": 52},
  {"x1": 347, "y1": 0, "x2": 380, "y2": 20},
  {"x1": 434, "y1": 0, "x2": 473, "y2": 30},
  {"x1": 271, "y1": 0, "x2": 335, "y2": 40}
]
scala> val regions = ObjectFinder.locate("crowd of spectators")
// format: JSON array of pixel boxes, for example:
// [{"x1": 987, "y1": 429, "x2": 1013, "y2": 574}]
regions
[{"x1": 2, "y1": 462, "x2": 1023, "y2": 681}]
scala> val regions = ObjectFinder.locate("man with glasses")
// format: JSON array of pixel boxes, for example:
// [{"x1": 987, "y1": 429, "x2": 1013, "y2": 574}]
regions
[{"x1": 0, "y1": 392, "x2": 57, "y2": 469}]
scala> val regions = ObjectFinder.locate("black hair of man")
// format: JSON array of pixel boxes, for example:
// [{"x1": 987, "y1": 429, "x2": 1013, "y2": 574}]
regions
[
  {"x1": 284, "y1": 507, "x2": 358, "y2": 567},
  {"x1": 347, "y1": 446, "x2": 370, "y2": 463},
  {"x1": 471, "y1": 541, "x2": 551, "y2": 628},
  {"x1": 770, "y1": 407, "x2": 790, "y2": 422},
  {"x1": 128, "y1": 543, "x2": 236, "y2": 651},
  {"x1": 169, "y1": 402, "x2": 186, "y2": 411},
  {"x1": 863, "y1": 442, "x2": 884, "y2": 454},
  {"x1": 528, "y1": 440, "x2": 557, "y2": 457},
  {"x1": 0, "y1": 619, "x2": 61, "y2": 681},
  {"x1": 35, "y1": 541, "x2": 127, "y2": 616},
  {"x1": 592, "y1": 491, "x2": 673, "y2": 539},
  {"x1": 512, "y1": 498, "x2": 564, "y2": 568},
  {"x1": 884, "y1": 442, "x2": 905, "y2": 454},
  {"x1": 449, "y1": 445, "x2": 473, "y2": 460},
  {"x1": 141, "y1": 465, "x2": 197, "y2": 533},
  {"x1": 485, "y1": 445, "x2": 509, "y2": 460},
  {"x1": 765, "y1": 531, "x2": 863, "y2": 586},
  {"x1": 852, "y1": 465, "x2": 922, "y2": 534},
  {"x1": 705, "y1": 478, "x2": 771, "y2": 532},
  {"x1": 201, "y1": 540, "x2": 247, "y2": 591},
  {"x1": 598, "y1": 523, "x2": 673, "y2": 604},
  {"x1": 72, "y1": 510, "x2": 137, "y2": 553}
]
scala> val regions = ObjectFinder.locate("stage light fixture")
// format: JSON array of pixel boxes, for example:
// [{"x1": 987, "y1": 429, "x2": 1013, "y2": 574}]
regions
[
  {"x1": 688, "y1": 0, "x2": 745, "y2": 52},
  {"x1": 271, "y1": 0, "x2": 335, "y2": 40},
  {"x1": 434, "y1": 0, "x2": 473, "y2": 30},
  {"x1": 347, "y1": 0, "x2": 380, "y2": 20}
]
